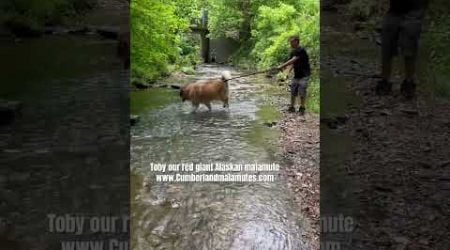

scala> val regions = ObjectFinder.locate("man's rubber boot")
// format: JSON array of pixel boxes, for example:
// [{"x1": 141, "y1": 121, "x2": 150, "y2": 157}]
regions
[
  {"x1": 375, "y1": 79, "x2": 392, "y2": 95},
  {"x1": 401, "y1": 79, "x2": 416, "y2": 100},
  {"x1": 287, "y1": 106, "x2": 296, "y2": 113}
]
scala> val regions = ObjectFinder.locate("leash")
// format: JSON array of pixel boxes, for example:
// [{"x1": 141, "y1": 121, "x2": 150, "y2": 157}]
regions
[{"x1": 226, "y1": 68, "x2": 274, "y2": 81}]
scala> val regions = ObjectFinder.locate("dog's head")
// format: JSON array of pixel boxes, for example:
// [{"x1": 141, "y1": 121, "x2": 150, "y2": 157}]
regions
[{"x1": 180, "y1": 86, "x2": 187, "y2": 102}]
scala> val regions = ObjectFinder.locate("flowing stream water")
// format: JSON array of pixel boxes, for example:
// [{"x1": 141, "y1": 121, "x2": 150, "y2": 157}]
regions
[{"x1": 131, "y1": 65, "x2": 313, "y2": 250}]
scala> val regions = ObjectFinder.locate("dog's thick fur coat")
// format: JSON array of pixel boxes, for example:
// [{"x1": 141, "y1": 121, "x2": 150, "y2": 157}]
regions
[{"x1": 180, "y1": 71, "x2": 231, "y2": 112}]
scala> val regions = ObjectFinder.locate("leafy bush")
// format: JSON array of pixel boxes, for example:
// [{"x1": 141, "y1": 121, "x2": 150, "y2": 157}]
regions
[
  {"x1": 421, "y1": 0, "x2": 450, "y2": 99},
  {"x1": 131, "y1": 0, "x2": 201, "y2": 83},
  {"x1": 250, "y1": 1, "x2": 319, "y2": 112},
  {"x1": 251, "y1": 2, "x2": 319, "y2": 68}
]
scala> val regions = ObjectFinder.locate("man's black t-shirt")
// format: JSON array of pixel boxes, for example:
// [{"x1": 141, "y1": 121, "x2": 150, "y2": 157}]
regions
[{"x1": 290, "y1": 47, "x2": 311, "y2": 79}]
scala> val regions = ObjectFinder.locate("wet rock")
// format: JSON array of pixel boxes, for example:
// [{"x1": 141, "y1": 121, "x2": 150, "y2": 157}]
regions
[
  {"x1": 67, "y1": 27, "x2": 91, "y2": 35},
  {"x1": 320, "y1": 116, "x2": 347, "y2": 129},
  {"x1": 380, "y1": 109, "x2": 392, "y2": 116},
  {"x1": 95, "y1": 26, "x2": 120, "y2": 39},
  {"x1": 375, "y1": 37, "x2": 382, "y2": 46},
  {"x1": 44, "y1": 27, "x2": 68, "y2": 35},
  {"x1": 263, "y1": 121, "x2": 277, "y2": 127},
  {"x1": 130, "y1": 115, "x2": 140, "y2": 126},
  {"x1": 181, "y1": 66, "x2": 196, "y2": 75},
  {"x1": 156, "y1": 84, "x2": 168, "y2": 88},
  {"x1": 133, "y1": 81, "x2": 149, "y2": 89}
]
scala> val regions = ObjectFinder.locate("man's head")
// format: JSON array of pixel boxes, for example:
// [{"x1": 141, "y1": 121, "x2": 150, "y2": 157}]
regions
[{"x1": 289, "y1": 36, "x2": 300, "y2": 48}]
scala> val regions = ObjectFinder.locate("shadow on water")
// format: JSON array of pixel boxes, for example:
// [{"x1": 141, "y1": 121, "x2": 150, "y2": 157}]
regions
[
  {"x1": 131, "y1": 64, "x2": 313, "y2": 249},
  {"x1": 0, "y1": 35, "x2": 120, "y2": 100},
  {"x1": 0, "y1": 33, "x2": 129, "y2": 248},
  {"x1": 320, "y1": 69, "x2": 361, "y2": 246},
  {"x1": 321, "y1": 69, "x2": 360, "y2": 206}
]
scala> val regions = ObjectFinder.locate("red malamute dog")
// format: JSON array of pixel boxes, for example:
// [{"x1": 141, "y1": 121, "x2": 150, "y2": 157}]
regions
[{"x1": 180, "y1": 71, "x2": 231, "y2": 112}]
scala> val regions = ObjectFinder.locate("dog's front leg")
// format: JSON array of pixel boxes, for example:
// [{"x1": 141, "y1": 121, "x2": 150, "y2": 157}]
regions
[
  {"x1": 191, "y1": 103, "x2": 199, "y2": 113},
  {"x1": 223, "y1": 99, "x2": 229, "y2": 109},
  {"x1": 205, "y1": 102, "x2": 212, "y2": 112}
]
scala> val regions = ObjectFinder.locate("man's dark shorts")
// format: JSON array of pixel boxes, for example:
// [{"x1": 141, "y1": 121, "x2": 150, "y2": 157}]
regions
[
  {"x1": 382, "y1": 10, "x2": 423, "y2": 59},
  {"x1": 290, "y1": 77, "x2": 309, "y2": 98}
]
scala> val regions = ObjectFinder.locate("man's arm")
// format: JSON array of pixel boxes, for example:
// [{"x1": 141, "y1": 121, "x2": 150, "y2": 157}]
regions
[{"x1": 277, "y1": 56, "x2": 299, "y2": 70}]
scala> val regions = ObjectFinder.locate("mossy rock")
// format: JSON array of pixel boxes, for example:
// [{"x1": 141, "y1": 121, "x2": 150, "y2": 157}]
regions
[
  {"x1": 181, "y1": 66, "x2": 196, "y2": 75},
  {"x1": 132, "y1": 81, "x2": 150, "y2": 89},
  {"x1": 130, "y1": 115, "x2": 140, "y2": 126}
]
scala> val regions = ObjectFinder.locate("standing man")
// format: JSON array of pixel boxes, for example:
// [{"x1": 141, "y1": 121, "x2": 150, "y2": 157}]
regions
[
  {"x1": 376, "y1": 0, "x2": 429, "y2": 98},
  {"x1": 277, "y1": 35, "x2": 311, "y2": 115}
]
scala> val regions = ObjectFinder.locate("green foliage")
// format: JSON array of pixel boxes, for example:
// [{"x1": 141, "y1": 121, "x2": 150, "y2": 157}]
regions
[
  {"x1": 131, "y1": 0, "x2": 201, "y2": 83},
  {"x1": 207, "y1": 0, "x2": 306, "y2": 40},
  {"x1": 131, "y1": 0, "x2": 319, "y2": 112},
  {"x1": 250, "y1": 1, "x2": 319, "y2": 113},
  {"x1": 208, "y1": 0, "x2": 319, "y2": 112},
  {"x1": 207, "y1": 0, "x2": 244, "y2": 40},
  {"x1": 251, "y1": 2, "x2": 319, "y2": 68},
  {"x1": 307, "y1": 74, "x2": 320, "y2": 113},
  {"x1": 422, "y1": 0, "x2": 450, "y2": 99}
]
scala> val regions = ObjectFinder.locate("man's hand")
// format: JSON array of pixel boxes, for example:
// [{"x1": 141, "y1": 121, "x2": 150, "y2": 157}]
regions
[{"x1": 268, "y1": 66, "x2": 282, "y2": 73}]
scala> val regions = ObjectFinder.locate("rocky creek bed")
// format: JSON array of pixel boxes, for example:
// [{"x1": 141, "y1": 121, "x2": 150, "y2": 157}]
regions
[{"x1": 130, "y1": 64, "x2": 320, "y2": 249}]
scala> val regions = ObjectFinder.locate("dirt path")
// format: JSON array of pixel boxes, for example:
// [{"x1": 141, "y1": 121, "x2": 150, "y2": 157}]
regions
[
  {"x1": 322, "y1": 9, "x2": 450, "y2": 249},
  {"x1": 278, "y1": 108, "x2": 320, "y2": 247}
]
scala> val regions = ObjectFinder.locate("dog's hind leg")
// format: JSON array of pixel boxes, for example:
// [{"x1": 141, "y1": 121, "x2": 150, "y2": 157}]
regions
[
  {"x1": 191, "y1": 103, "x2": 199, "y2": 113},
  {"x1": 222, "y1": 98, "x2": 229, "y2": 108},
  {"x1": 204, "y1": 102, "x2": 212, "y2": 112}
]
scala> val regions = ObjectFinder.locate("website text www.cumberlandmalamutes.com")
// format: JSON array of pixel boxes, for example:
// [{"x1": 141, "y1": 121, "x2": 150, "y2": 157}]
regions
[{"x1": 150, "y1": 162, "x2": 280, "y2": 183}]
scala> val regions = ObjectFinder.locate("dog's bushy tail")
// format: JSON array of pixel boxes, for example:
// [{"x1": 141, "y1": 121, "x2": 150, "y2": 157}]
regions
[
  {"x1": 221, "y1": 71, "x2": 232, "y2": 82},
  {"x1": 221, "y1": 71, "x2": 231, "y2": 95}
]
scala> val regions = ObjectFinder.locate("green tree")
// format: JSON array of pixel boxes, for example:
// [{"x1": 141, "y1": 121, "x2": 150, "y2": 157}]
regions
[{"x1": 131, "y1": 0, "x2": 202, "y2": 83}]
